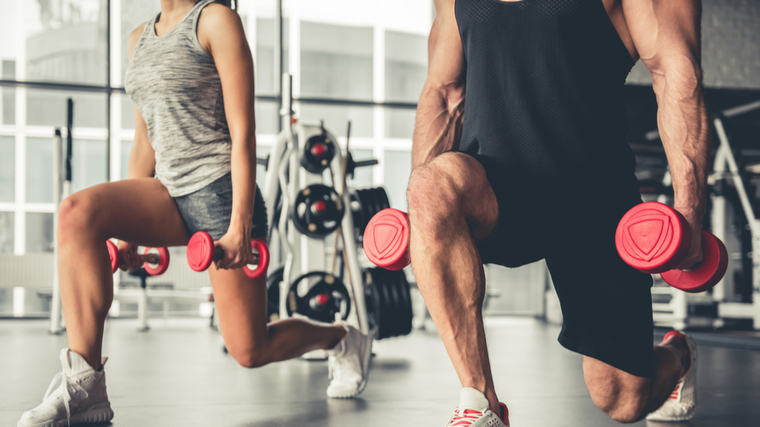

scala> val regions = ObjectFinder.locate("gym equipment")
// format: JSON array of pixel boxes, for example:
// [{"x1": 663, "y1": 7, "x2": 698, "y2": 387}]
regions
[
  {"x1": 50, "y1": 99, "x2": 74, "y2": 334},
  {"x1": 365, "y1": 267, "x2": 413, "y2": 339},
  {"x1": 106, "y1": 240, "x2": 170, "y2": 276},
  {"x1": 186, "y1": 231, "x2": 270, "y2": 279},
  {"x1": 710, "y1": 100, "x2": 760, "y2": 329},
  {"x1": 363, "y1": 208, "x2": 411, "y2": 271},
  {"x1": 616, "y1": 202, "x2": 728, "y2": 293},
  {"x1": 300, "y1": 133, "x2": 336, "y2": 174},
  {"x1": 291, "y1": 184, "x2": 345, "y2": 238},
  {"x1": 286, "y1": 271, "x2": 351, "y2": 323},
  {"x1": 267, "y1": 266, "x2": 284, "y2": 322},
  {"x1": 350, "y1": 187, "x2": 391, "y2": 244}
]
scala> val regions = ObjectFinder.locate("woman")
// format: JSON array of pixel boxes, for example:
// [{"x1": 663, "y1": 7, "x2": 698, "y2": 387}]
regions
[{"x1": 18, "y1": 1, "x2": 372, "y2": 425}]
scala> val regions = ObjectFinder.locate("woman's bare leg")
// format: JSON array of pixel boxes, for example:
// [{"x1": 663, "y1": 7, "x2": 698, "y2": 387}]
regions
[
  {"x1": 57, "y1": 178, "x2": 190, "y2": 369},
  {"x1": 208, "y1": 245, "x2": 346, "y2": 368}
]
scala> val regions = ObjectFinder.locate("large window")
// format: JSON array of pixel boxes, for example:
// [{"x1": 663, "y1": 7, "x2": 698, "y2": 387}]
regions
[{"x1": 0, "y1": 0, "x2": 433, "y2": 255}]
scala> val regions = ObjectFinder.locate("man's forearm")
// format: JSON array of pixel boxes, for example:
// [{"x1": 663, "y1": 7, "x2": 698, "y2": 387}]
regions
[
  {"x1": 653, "y1": 69, "x2": 710, "y2": 219},
  {"x1": 412, "y1": 83, "x2": 465, "y2": 169}
]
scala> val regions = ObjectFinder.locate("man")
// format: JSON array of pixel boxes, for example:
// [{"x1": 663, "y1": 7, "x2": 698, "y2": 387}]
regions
[{"x1": 409, "y1": 0, "x2": 708, "y2": 424}]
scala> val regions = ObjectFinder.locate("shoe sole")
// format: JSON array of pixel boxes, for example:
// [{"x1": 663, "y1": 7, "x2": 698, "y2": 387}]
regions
[
  {"x1": 327, "y1": 333, "x2": 373, "y2": 399},
  {"x1": 19, "y1": 403, "x2": 114, "y2": 427}
]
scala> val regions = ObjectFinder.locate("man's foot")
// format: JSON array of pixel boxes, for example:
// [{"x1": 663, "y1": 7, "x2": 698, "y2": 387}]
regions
[
  {"x1": 647, "y1": 331, "x2": 698, "y2": 422},
  {"x1": 326, "y1": 323, "x2": 373, "y2": 398},
  {"x1": 445, "y1": 388, "x2": 510, "y2": 427},
  {"x1": 18, "y1": 349, "x2": 113, "y2": 427}
]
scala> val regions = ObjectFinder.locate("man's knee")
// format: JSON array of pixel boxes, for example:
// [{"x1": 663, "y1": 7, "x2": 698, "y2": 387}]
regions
[
  {"x1": 584, "y1": 357, "x2": 651, "y2": 423},
  {"x1": 407, "y1": 153, "x2": 483, "y2": 223},
  {"x1": 408, "y1": 159, "x2": 460, "y2": 215}
]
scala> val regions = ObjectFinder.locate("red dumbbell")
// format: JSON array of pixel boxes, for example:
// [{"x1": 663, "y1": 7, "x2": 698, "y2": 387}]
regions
[
  {"x1": 615, "y1": 202, "x2": 728, "y2": 293},
  {"x1": 106, "y1": 240, "x2": 170, "y2": 276},
  {"x1": 186, "y1": 231, "x2": 270, "y2": 279},
  {"x1": 363, "y1": 208, "x2": 411, "y2": 271}
]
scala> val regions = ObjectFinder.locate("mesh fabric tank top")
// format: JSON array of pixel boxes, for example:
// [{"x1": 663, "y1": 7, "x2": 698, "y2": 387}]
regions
[
  {"x1": 455, "y1": 0, "x2": 637, "y2": 198},
  {"x1": 124, "y1": 0, "x2": 231, "y2": 197}
]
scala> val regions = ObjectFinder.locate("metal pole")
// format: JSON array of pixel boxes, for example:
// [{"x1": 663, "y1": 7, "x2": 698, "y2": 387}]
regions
[{"x1": 49, "y1": 129, "x2": 64, "y2": 334}]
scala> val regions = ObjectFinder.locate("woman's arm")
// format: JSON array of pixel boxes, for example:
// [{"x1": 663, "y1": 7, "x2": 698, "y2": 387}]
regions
[
  {"x1": 127, "y1": 23, "x2": 156, "y2": 179},
  {"x1": 198, "y1": 4, "x2": 257, "y2": 269}
]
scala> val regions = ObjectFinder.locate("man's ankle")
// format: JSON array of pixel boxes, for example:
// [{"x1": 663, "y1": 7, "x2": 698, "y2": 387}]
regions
[{"x1": 660, "y1": 333, "x2": 690, "y2": 374}]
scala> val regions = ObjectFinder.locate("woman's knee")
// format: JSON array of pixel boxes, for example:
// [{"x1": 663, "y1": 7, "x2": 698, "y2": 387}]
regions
[
  {"x1": 57, "y1": 192, "x2": 102, "y2": 241},
  {"x1": 227, "y1": 342, "x2": 273, "y2": 369}
]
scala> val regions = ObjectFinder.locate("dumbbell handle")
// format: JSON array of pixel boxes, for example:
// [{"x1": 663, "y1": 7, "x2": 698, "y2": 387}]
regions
[
  {"x1": 137, "y1": 253, "x2": 161, "y2": 265},
  {"x1": 209, "y1": 246, "x2": 260, "y2": 263}
]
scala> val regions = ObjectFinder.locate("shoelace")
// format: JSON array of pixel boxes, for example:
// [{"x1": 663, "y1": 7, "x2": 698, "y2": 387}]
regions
[
  {"x1": 42, "y1": 371, "x2": 88, "y2": 427},
  {"x1": 449, "y1": 408, "x2": 486, "y2": 427}
]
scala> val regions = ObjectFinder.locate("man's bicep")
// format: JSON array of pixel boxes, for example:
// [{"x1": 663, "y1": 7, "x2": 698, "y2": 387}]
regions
[
  {"x1": 622, "y1": 0, "x2": 701, "y2": 71},
  {"x1": 427, "y1": 0, "x2": 465, "y2": 88}
]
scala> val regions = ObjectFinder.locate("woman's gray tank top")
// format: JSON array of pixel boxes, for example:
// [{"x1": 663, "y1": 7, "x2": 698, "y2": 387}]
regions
[{"x1": 124, "y1": 0, "x2": 231, "y2": 197}]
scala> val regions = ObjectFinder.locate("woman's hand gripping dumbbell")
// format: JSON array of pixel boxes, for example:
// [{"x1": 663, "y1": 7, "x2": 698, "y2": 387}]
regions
[
  {"x1": 186, "y1": 231, "x2": 270, "y2": 279},
  {"x1": 106, "y1": 240, "x2": 170, "y2": 276},
  {"x1": 615, "y1": 201, "x2": 728, "y2": 293}
]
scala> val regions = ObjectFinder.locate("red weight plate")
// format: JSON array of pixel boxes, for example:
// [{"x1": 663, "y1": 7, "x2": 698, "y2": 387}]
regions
[
  {"x1": 243, "y1": 240, "x2": 270, "y2": 279},
  {"x1": 615, "y1": 202, "x2": 691, "y2": 273},
  {"x1": 363, "y1": 208, "x2": 410, "y2": 271},
  {"x1": 187, "y1": 231, "x2": 215, "y2": 272},
  {"x1": 106, "y1": 240, "x2": 119, "y2": 274},
  {"x1": 661, "y1": 230, "x2": 729, "y2": 293},
  {"x1": 143, "y1": 246, "x2": 170, "y2": 276}
]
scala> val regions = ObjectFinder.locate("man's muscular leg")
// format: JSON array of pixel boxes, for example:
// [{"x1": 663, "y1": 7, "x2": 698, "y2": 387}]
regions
[
  {"x1": 406, "y1": 152, "x2": 501, "y2": 413},
  {"x1": 584, "y1": 334, "x2": 691, "y2": 423}
]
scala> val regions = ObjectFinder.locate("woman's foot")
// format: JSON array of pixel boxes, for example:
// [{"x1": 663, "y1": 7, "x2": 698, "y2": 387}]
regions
[
  {"x1": 18, "y1": 349, "x2": 113, "y2": 427},
  {"x1": 326, "y1": 323, "x2": 373, "y2": 398}
]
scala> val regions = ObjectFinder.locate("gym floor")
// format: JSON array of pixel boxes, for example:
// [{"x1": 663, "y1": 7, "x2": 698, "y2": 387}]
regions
[{"x1": 1, "y1": 317, "x2": 759, "y2": 427}]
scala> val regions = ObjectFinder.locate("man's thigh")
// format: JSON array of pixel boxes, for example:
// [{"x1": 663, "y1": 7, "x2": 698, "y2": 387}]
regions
[{"x1": 546, "y1": 193, "x2": 656, "y2": 378}]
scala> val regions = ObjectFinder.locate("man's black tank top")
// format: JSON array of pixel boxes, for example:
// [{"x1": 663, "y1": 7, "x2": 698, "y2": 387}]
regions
[{"x1": 455, "y1": 0, "x2": 637, "y2": 198}]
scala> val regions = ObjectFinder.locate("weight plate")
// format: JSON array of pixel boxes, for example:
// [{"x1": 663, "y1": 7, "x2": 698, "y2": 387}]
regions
[
  {"x1": 291, "y1": 184, "x2": 345, "y2": 238},
  {"x1": 286, "y1": 271, "x2": 351, "y2": 323},
  {"x1": 300, "y1": 134, "x2": 336, "y2": 174}
]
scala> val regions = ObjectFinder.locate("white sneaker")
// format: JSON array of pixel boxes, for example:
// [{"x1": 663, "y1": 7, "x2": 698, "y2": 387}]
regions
[
  {"x1": 18, "y1": 349, "x2": 114, "y2": 427},
  {"x1": 647, "y1": 331, "x2": 698, "y2": 422},
  {"x1": 326, "y1": 323, "x2": 373, "y2": 398},
  {"x1": 445, "y1": 388, "x2": 510, "y2": 427}
]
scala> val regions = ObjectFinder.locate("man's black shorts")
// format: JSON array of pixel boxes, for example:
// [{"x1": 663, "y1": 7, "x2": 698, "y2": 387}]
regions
[{"x1": 465, "y1": 152, "x2": 655, "y2": 378}]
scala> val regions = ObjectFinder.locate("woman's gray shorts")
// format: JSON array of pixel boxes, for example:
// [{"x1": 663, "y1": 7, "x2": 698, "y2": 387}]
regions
[{"x1": 173, "y1": 173, "x2": 268, "y2": 240}]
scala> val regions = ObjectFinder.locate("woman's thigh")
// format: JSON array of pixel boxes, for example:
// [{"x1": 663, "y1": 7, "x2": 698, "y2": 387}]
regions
[{"x1": 59, "y1": 178, "x2": 189, "y2": 247}]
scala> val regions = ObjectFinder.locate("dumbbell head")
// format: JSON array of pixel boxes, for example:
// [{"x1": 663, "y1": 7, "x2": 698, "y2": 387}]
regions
[
  {"x1": 141, "y1": 247, "x2": 170, "y2": 276},
  {"x1": 106, "y1": 240, "x2": 119, "y2": 274},
  {"x1": 615, "y1": 202, "x2": 691, "y2": 274},
  {"x1": 363, "y1": 208, "x2": 411, "y2": 271},
  {"x1": 186, "y1": 231, "x2": 270, "y2": 279},
  {"x1": 660, "y1": 230, "x2": 729, "y2": 293},
  {"x1": 187, "y1": 231, "x2": 215, "y2": 272}
]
